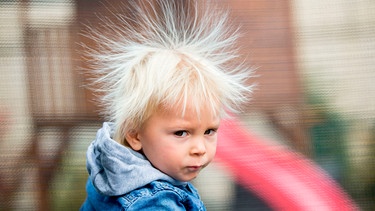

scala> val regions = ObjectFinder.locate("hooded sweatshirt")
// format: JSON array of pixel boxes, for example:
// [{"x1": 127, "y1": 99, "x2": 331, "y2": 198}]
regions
[{"x1": 80, "y1": 122, "x2": 206, "y2": 210}]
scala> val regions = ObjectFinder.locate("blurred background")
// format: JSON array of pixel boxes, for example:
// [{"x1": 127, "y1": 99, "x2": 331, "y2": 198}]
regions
[{"x1": 0, "y1": 0, "x2": 374, "y2": 210}]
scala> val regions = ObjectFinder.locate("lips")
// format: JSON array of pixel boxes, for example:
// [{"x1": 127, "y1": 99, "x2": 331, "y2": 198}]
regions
[{"x1": 186, "y1": 165, "x2": 203, "y2": 172}]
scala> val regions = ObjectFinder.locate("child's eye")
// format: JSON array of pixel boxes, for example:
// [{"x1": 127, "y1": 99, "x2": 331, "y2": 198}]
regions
[
  {"x1": 204, "y1": 129, "x2": 217, "y2": 135},
  {"x1": 174, "y1": 130, "x2": 188, "y2": 137}
]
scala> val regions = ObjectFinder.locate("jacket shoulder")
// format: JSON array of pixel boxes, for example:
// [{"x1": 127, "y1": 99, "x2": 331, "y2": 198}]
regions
[{"x1": 117, "y1": 180, "x2": 205, "y2": 211}]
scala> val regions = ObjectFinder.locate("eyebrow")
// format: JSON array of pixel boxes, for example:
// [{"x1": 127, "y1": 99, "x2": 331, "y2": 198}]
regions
[{"x1": 166, "y1": 119, "x2": 220, "y2": 131}]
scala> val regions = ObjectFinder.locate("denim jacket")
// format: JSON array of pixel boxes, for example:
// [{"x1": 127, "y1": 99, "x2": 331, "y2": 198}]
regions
[{"x1": 80, "y1": 122, "x2": 206, "y2": 210}]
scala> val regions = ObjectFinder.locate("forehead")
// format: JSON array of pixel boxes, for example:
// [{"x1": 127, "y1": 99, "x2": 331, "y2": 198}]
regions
[
  {"x1": 162, "y1": 98, "x2": 219, "y2": 117},
  {"x1": 152, "y1": 101, "x2": 220, "y2": 124}
]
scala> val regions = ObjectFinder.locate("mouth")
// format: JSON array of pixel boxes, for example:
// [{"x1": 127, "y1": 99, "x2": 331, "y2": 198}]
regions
[{"x1": 186, "y1": 165, "x2": 203, "y2": 172}]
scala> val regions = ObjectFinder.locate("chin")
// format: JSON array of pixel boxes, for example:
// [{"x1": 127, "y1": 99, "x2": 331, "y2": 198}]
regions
[{"x1": 184, "y1": 175, "x2": 199, "y2": 182}]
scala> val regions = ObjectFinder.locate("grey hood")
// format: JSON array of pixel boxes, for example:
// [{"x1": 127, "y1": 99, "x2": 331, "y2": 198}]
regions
[{"x1": 86, "y1": 122, "x2": 187, "y2": 196}]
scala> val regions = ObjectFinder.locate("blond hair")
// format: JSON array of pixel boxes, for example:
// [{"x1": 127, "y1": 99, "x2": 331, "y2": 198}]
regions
[{"x1": 84, "y1": 0, "x2": 253, "y2": 145}]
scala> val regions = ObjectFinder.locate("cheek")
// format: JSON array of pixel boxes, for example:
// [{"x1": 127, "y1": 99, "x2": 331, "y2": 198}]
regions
[
  {"x1": 209, "y1": 139, "x2": 218, "y2": 155},
  {"x1": 210, "y1": 143, "x2": 217, "y2": 155},
  {"x1": 146, "y1": 137, "x2": 178, "y2": 157}
]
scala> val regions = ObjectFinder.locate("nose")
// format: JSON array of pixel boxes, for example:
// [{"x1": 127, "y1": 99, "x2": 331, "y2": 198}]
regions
[{"x1": 190, "y1": 137, "x2": 206, "y2": 156}]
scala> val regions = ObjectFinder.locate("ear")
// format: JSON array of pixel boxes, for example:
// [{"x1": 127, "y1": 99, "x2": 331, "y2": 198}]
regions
[{"x1": 125, "y1": 129, "x2": 142, "y2": 151}]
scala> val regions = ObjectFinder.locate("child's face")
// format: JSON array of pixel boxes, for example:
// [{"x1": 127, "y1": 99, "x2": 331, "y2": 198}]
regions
[{"x1": 131, "y1": 105, "x2": 220, "y2": 182}]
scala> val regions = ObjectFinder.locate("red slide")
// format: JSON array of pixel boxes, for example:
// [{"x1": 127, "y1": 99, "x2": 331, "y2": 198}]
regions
[{"x1": 216, "y1": 118, "x2": 358, "y2": 210}]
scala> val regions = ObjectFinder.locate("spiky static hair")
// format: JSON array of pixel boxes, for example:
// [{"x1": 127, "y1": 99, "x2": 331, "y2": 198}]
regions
[{"x1": 84, "y1": 0, "x2": 253, "y2": 145}]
